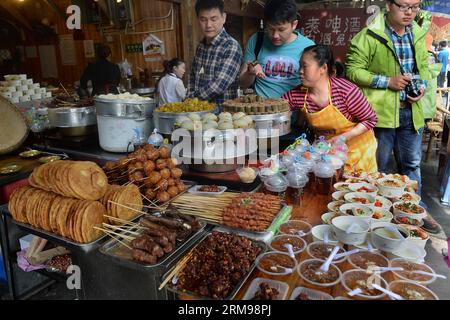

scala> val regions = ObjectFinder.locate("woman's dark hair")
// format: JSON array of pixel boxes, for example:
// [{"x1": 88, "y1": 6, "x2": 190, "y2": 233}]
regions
[
  {"x1": 334, "y1": 61, "x2": 346, "y2": 78},
  {"x1": 264, "y1": 0, "x2": 298, "y2": 25},
  {"x1": 195, "y1": 0, "x2": 224, "y2": 16},
  {"x1": 163, "y1": 58, "x2": 185, "y2": 74},
  {"x1": 303, "y1": 45, "x2": 335, "y2": 76},
  {"x1": 97, "y1": 44, "x2": 112, "y2": 60}
]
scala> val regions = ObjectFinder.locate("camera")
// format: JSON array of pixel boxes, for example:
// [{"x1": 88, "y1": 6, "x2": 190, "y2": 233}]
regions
[{"x1": 405, "y1": 75, "x2": 423, "y2": 98}]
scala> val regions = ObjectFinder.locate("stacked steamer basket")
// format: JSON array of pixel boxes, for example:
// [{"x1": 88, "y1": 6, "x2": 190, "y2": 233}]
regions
[
  {"x1": 8, "y1": 160, "x2": 143, "y2": 243},
  {"x1": 222, "y1": 94, "x2": 292, "y2": 140},
  {"x1": 0, "y1": 74, "x2": 51, "y2": 104},
  {"x1": 172, "y1": 110, "x2": 257, "y2": 173}
]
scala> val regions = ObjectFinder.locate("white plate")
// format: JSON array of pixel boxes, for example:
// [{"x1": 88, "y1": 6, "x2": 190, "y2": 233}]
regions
[{"x1": 188, "y1": 185, "x2": 227, "y2": 196}]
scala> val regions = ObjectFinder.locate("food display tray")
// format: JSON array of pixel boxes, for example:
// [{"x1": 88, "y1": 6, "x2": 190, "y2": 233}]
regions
[
  {"x1": 163, "y1": 227, "x2": 267, "y2": 300},
  {"x1": 187, "y1": 185, "x2": 227, "y2": 196},
  {"x1": 98, "y1": 219, "x2": 207, "y2": 271},
  {"x1": 12, "y1": 218, "x2": 111, "y2": 253},
  {"x1": 201, "y1": 204, "x2": 292, "y2": 242}
]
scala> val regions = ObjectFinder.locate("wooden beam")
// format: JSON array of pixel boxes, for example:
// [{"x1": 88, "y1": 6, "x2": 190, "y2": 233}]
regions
[{"x1": 0, "y1": 0, "x2": 33, "y2": 31}]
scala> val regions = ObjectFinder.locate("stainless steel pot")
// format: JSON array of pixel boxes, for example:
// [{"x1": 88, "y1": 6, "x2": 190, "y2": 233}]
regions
[
  {"x1": 94, "y1": 97, "x2": 156, "y2": 118},
  {"x1": 251, "y1": 111, "x2": 291, "y2": 138},
  {"x1": 132, "y1": 87, "x2": 155, "y2": 95},
  {"x1": 48, "y1": 106, "x2": 97, "y2": 128},
  {"x1": 153, "y1": 108, "x2": 218, "y2": 135}
]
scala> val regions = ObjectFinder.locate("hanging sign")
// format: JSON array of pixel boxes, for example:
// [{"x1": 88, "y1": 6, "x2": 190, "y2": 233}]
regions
[{"x1": 142, "y1": 34, "x2": 165, "y2": 56}]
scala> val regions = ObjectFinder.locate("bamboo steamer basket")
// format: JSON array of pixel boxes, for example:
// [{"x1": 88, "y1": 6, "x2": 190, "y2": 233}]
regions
[{"x1": 0, "y1": 96, "x2": 28, "y2": 155}]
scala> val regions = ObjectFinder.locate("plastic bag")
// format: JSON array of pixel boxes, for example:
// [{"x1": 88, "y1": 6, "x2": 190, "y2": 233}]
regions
[{"x1": 147, "y1": 128, "x2": 164, "y2": 147}]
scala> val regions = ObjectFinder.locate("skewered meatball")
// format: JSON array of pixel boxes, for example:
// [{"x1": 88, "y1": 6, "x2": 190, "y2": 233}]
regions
[
  {"x1": 167, "y1": 178, "x2": 176, "y2": 187},
  {"x1": 176, "y1": 181, "x2": 186, "y2": 192},
  {"x1": 156, "y1": 191, "x2": 171, "y2": 203},
  {"x1": 167, "y1": 186, "x2": 179, "y2": 198},
  {"x1": 143, "y1": 161, "x2": 156, "y2": 176},
  {"x1": 144, "y1": 144, "x2": 155, "y2": 152},
  {"x1": 146, "y1": 149, "x2": 160, "y2": 161},
  {"x1": 156, "y1": 179, "x2": 169, "y2": 191},
  {"x1": 134, "y1": 161, "x2": 144, "y2": 170},
  {"x1": 130, "y1": 171, "x2": 144, "y2": 183},
  {"x1": 117, "y1": 157, "x2": 130, "y2": 169},
  {"x1": 156, "y1": 159, "x2": 168, "y2": 170},
  {"x1": 167, "y1": 158, "x2": 178, "y2": 169},
  {"x1": 170, "y1": 168, "x2": 183, "y2": 179},
  {"x1": 160, "y1": 168, "x2": 171, "y2": 180},
  {"x1": 159, "y1": 146, "x2": 170, "y2": 159},
  {"x1": 144, "y1": 188, "x2": 156, "y2": 200},
  {"x1": 149, "y1": 171, "x2": 162, "y2": 185}
]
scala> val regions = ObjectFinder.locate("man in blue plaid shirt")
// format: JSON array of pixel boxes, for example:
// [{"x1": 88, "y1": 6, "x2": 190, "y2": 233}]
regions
[{"x1": 187, "y1": 0, "x2": 243, "y2": 107}]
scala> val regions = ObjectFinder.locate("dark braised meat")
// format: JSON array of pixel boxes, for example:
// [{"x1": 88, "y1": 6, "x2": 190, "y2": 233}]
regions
[
  {"x1": 251, "y1": 282, "x2": 280, "y2": 300},
  {"x1": 176, "y1": 232, "x2": 262, "y2": 299},
  {"x1": 198, "y1": 185, "x2": 221, "y2": 193}
]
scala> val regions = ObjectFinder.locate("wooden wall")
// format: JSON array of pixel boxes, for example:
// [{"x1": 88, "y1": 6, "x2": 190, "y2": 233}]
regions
[{"x1": 0, "y1": 0, "x2": 262, "y2": 88}]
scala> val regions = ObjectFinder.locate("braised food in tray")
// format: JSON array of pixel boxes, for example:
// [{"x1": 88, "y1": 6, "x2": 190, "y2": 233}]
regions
[
  {"x1": 174, "y1": 231, "x2": 262, "y2": 299},
  {"x1": 251, "y1": 282, "x2": 280, "y2": 300}
]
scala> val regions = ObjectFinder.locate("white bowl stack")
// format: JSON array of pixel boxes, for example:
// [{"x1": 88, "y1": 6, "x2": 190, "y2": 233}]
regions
[{"x1": 0, "y1": 74, "x2": 51, "y2": 104}]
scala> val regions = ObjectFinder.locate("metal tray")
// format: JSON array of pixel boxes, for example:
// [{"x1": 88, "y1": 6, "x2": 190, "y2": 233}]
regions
[
  {"x1": 98, "y1": 218, "x2": 207, "y2": 271},
  {"x1": 201, "y1": 204, "x2": 292, "y2": 242},
  {"x1": 188, "y1": 185, "x2": 227, "y2": 196},
  {"x1": 11, "y1": 211, "x2": 145, "y2": 253},
  {"x1": 163, "y1": 227, "x2": 267, "y2": 300}
]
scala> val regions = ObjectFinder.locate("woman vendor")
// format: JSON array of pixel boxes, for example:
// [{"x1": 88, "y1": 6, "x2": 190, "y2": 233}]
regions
[{"x1": 283, "y1": 45, "x2": 378, "y2": 173}]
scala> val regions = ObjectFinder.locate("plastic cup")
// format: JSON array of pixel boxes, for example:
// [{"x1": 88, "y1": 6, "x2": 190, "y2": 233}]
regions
[
  {"x1": 340, "y1": 269, "x2": 388, "y2": 300},
  {"x1": 389, "y1": 258, "x2": 437, "y2": 286},
  {"x1": 256, "y1": 251, "x2": 297, "y2": 282},
  {"x1": 345, "y1": 251, "x2": 389, "y2": 272},
  {"x1": 278, "y1": 220, "x2": 312, "y2": 243},
  {"x1": 387, "y1": 280, "x2": 439, "y2": 300},
  {"x1": 307, "y1": 241, "x2": 347, "y2": 268},
  {"x1": 296, "y1": 259, "x2": 342, "y2": 295},
  {"x1": 269, "y1": 235, "x2": 307, "y2": 262}
]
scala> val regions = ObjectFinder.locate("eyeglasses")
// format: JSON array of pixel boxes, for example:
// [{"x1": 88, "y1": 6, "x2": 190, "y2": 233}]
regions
[{"x1": 391, "y1": 0, "x2": 421, "y2": 12}]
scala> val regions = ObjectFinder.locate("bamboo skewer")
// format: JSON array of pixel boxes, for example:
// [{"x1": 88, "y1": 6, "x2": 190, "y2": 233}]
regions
[
  {"x1": 104, "y1": 214, "x2": 139, "y2": 226},
  {"x1": 108, "y1": 200, "x2": 148, "y2": 216},
  {"x1": 94, "y1": 226, "x2": 134, "y2": 242},
  {"x1": 158, "y1": 242, "x2": 201, "y2": 291},
  {"x1": 102, "y1": 223, "x2": 141, "y2": 236},
  {"x1": 59, "y1": 82, "x2": 71, "y2": 97}
]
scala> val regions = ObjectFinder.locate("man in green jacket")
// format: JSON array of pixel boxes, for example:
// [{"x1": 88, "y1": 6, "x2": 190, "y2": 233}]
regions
[{"x1": 346, "y1": 0, "x2": 431, "y2": 195}]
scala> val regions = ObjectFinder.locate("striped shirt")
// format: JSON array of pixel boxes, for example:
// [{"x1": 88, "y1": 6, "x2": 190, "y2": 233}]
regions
[
  {"x1": 370, "y1": 18, "x2": 415, "y2": 101},
  {"x1": 187, "y1": 28, "x2": 243, "y2": 106},
  {"x1": 282, "y1": 77, "x2": 378, "y2": 130}
]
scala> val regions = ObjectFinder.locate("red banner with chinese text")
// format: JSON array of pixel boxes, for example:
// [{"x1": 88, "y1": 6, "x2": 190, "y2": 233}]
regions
[{"x1": 298, "y1": 8, "x2": 372, "y2": 62}]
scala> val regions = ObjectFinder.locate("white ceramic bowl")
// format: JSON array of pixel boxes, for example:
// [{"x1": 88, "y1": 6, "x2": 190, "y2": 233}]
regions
[
  {"x1": 371, "y1": 224, "x2": 410, "y2": 253},
  {"x1": 331, "y1": 216, "x2": 370, "y2": 245},
  {"x1": 339, "y1": 203, "x2": 373, "y2": 221},
  {"x1": 349, "y1": 182, "x2": 378, "y2": 195},
  {"x1": 333, "y1": 182, "x2": 352, "y2": 192},
  {"x1": 386, "y1": 242, "x2": 426, "y2": 263},
  {"x1": 376, "y1": 177, "x2": 406, "y2": 198},
  {"x1": 372, "y1": 196, "x2": 393, "y2": 211},
  {"x1": 311, "y1": 224, "x2": 340, "y2": 244},
  {"x1": 370, "y1": 209, "x2": 394, "y2": 223},
  {"x1": 391, "y1": 192, "x2": 421, "y2": 204},
  {"x1": 392, "y1": 201, "x2": 427, "y2": 220},
  {"x1": 327, "y1": 200, "x2": 345, "y2": 213},
  {"x1": 321, "y1": 212, "x2": 338, "y2": 225},
  {"x1": 332, "y1": 191, "x2": 347, "y2": 201},
  {"x1": 343, "y1": 171, "x2": 368, "y2": 180},
  {"x1": 344, "y1": 192, "x2": 375, "y2": 205},
  {"x1": 393, "y1": 215, "x2": 424, "y2": 227},
  {"x1": 398, "y1": 224, "x2": 429, "y2": 250}
]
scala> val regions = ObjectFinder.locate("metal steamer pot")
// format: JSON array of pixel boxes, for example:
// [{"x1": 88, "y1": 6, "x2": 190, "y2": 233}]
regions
[
  {"x1": 250, "y1": 111, "x2": 292, "y2": 138},
  {"x1": 94, "y1": 97, "x2": 156, "y2": 152},
  {"x1": 153, "y1": 108, "x2": 219, "y2": 135},
  {"x1": 173, "y1": 129, "x2": 258, "y2": 173},
  {"x1": 47, "y1": 106, "x2": 97, "y2": 137}
]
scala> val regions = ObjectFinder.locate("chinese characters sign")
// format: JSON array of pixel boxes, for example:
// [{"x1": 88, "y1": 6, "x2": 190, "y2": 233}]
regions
[{"x1": 299, "y1": 9, "x2": 370, "y2": 61}]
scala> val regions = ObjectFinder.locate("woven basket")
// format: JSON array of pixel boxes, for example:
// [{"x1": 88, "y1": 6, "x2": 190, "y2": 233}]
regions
[{"x1": 0, "y1": 96, "x2": 29, "y2": 155}]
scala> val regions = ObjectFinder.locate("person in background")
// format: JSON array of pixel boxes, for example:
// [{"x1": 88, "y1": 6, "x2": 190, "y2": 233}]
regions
[
  {"x1": 186, "y1": 0, "x2": 243, "y2": 106},
  {"x1": 346, "y1": 0, "x2": 441, "y2": 233},
  {"x1": 283, "y1": 45, "x2": 378, "y2": 173},
  {"x1": 157, "y1": 58, "x2": 186, "y2": 106},
  {"x1": 240, "y1": 0, "x2": 315, "y2": 98},
  {"x1": 79, "y1": 44, "x2": 121, "y2": 97},
  {"x1": 437, "y1": 40, "x2": 449, "y2": 88}
]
